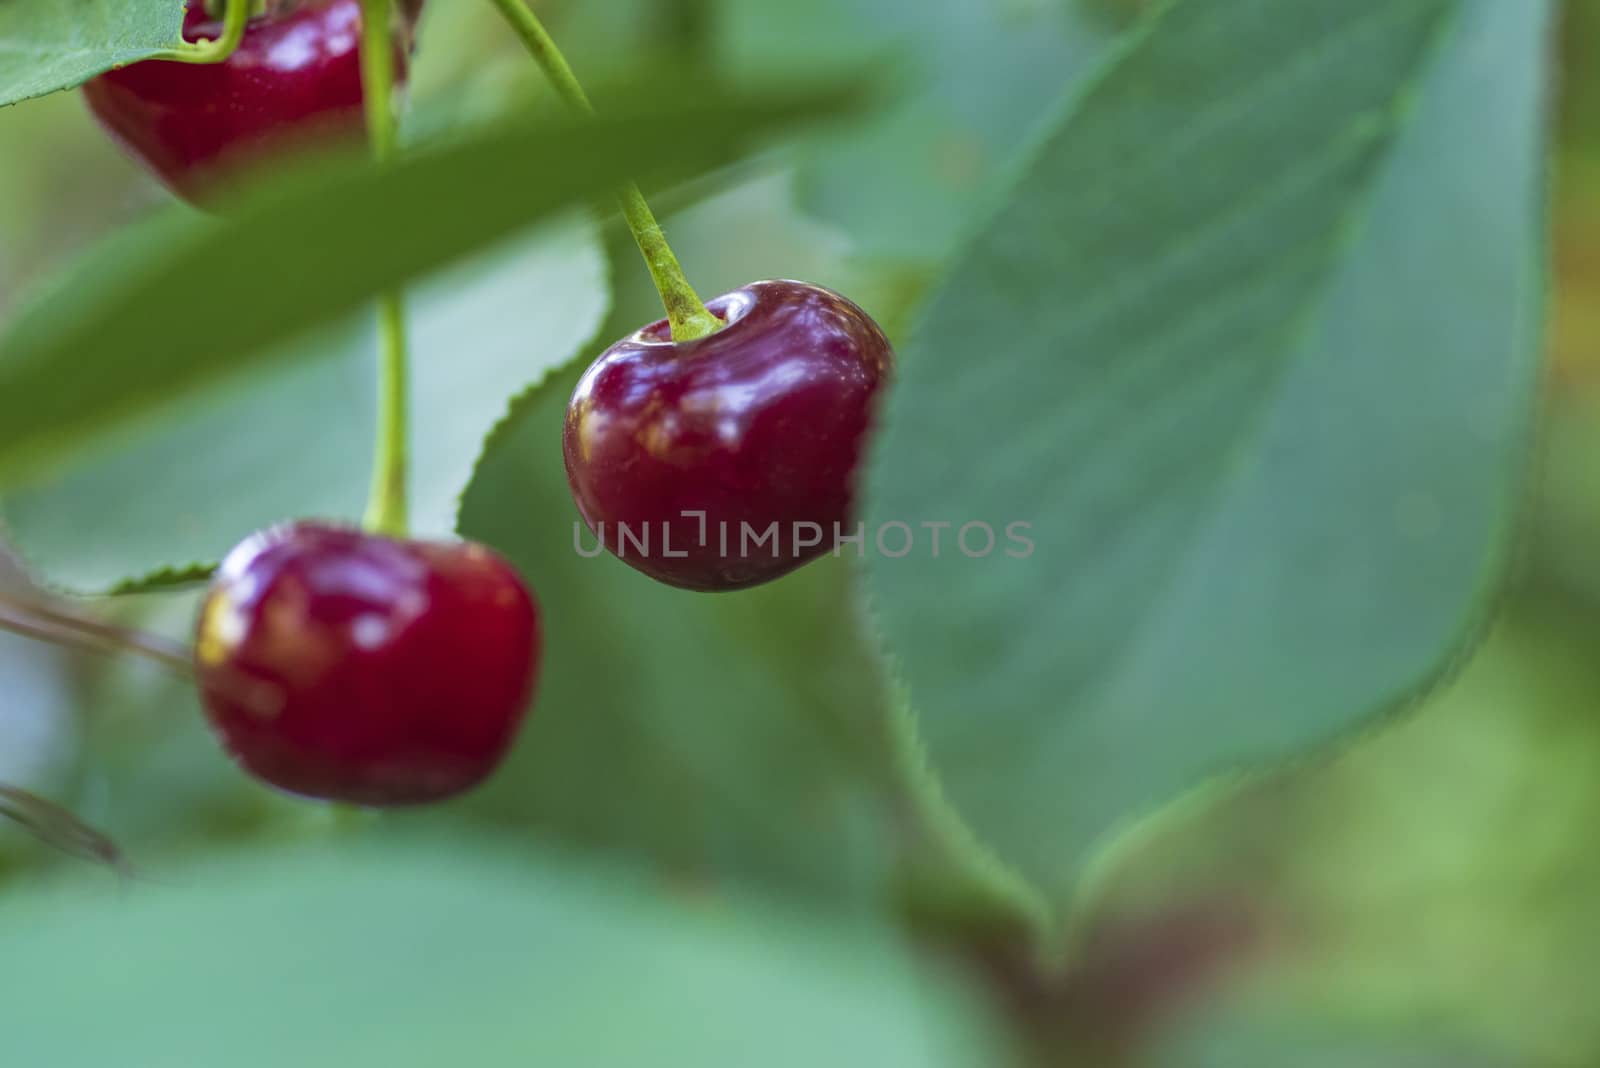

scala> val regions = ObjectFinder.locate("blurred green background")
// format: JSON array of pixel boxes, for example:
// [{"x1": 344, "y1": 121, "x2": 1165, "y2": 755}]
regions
[{"x1": 0, "y1": 1, "x2": 1597, "y2": 1064}]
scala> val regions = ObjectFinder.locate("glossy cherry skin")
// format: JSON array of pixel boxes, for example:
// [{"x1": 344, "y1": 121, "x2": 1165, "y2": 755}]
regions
[
  {"x1": 83, "y1": 1, "x2": 406, "y2": 203},
  {"x1": 564, "y1": 280, "x2": 894, "y2": 591},
  {"x1": 193, "y1": 522, "x2": 540, "y2": 806}
]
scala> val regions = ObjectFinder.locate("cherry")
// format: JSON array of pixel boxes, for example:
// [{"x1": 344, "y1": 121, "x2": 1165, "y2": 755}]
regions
[
  {"x1": 83, "y1": 0, "x2": 409, "y2": 203},
  {"x1": 563, "y1": 280, "x2": 894, "y2": 591},
  {"x1": 193, "y1": 522, "x2": 540, "y2": 806}
]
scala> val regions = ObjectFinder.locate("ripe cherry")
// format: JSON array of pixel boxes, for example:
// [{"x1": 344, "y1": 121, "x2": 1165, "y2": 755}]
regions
[
  {"x1": 83, "y1": 0, "x2": 408, "y2": 203},
  {"x1": 193, "y1": 522, "x2": 540, "y2": 806},
  {"x1": 564, "y1": 280, "x2": 894, "y2": 591}
]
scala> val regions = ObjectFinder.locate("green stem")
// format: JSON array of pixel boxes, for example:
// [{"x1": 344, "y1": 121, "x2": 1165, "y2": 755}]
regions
[
  {"x1": 485, "y1": 0, "x2": 721, "y2": 342},
  {"x1": 359, "y1": 0, "x2": 411, "y2": 537},
  {"x1": 154, "y1": 0, "x2": 251, "y2": 64},
  {"x1": 0, "y1": 592, "x2": 192, "y2": 675},
  {"x1": 617, "y1": 183, "x2": 723, "y2": 342},
  {"x1": 364, "y1": 294, "x2": 410, "y2": 536}
]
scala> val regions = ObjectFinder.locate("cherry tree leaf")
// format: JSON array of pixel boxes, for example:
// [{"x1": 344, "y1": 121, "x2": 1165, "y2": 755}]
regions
[
  {"x1": 0, "y1": 85, "x2": 855, "y2": 492},
  {"x1": 717, "y1": 0, "x2": 1120, "y2": 260},
  {"x1": 0, "y1": 0, "x2": 182, "y2": 108},
  {"x1": 862, "y1": 0, "x2": 1552, "y2": 901},
  {"x1": 2, "y1": 840, "x2": 1011, "y2": 1067}
]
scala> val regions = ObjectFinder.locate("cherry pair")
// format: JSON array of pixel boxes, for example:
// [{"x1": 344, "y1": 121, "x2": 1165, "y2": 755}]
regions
[
  {"x1": 194, "y1": 280, "x2": 892, "y2": 805},
  {"x1": 194, "y1": 277, "x2": 891, "y2": 805}
]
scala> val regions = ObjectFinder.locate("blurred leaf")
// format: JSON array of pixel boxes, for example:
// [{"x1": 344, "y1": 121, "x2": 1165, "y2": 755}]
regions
[
  {"x1": 3, "y1": 219, "x2": 609, "y2": 592},
  {"x1": 1147, "y1": 1011, "x2": 1514, "y2": 1068},
  {"x1": 1560, "y1": 0, "x2": 1600, "y2": 151},
  {"x1": 716, "y1": 0, "x2": 1119, "y2": 260},
  {"x1": 862, "y1": 0, "x2": 1551, "y2": 901},
  {"x1": 0, "y1": 84, "x2": 854, "y2": 490},
  {"x1": 0, "y1": 839, "x2": 1012, "y2": 1068},
  {"x1": 0, "y1": 0, "x2": 179, "y2": 108}
]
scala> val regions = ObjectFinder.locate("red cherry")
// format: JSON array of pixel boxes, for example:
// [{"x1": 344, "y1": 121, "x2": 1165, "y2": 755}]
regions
[
  {"x1": 194, "y1": 522, "x2": 540, "y2": 806},
  {"x1": 563, "y1": 280, "x2": 894, "y2": 592},
  {"x1": 83, "y1": 0, "x2": 409, "y2": 202}
]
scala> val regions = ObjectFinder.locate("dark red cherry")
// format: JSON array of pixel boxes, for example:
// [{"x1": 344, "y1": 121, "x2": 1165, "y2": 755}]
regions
[
  {"x1": 563, "y1": 280, "x2": 894, "y2": 591},
  {"x1": 83, "y1": 0, "x2": 408, "y2": 203},
  {"x1": 193, "y1": 522, "x2": 540, "y2": 806}
]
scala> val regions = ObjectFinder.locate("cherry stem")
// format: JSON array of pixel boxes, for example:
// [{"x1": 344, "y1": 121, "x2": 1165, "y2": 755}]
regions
[
  {"x1": 0, "y1": 590, "x2": 284, "y2": 719},
  {"x1": 359, "y1": 0, "x2": 412, "y2": 538},
  {"x1": 0, "y1": 591, "x2": 192, "y2": 674},
  {"x1": 155, "y1": 0, "x2": 251, "y2": 64},
  {"x1": 485, "y1": 0, "x2": 722, "y2": 342}
]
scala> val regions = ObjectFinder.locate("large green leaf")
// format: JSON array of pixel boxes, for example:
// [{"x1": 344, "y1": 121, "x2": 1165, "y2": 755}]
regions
[
  {"x1": 716, "y1": 0, "x2": 1118, "y2": 260},
  {"x1": 0, "y1": 0, "x2": 180, "y2": 108},
  {"x1": 2, "y1": 218, "x2": 609, "y2": 592},
  {"x1": 2, "y1": 839, "x2": 1010, "y2": 1067},
  {"x1": 0, "y1": 86, "x2": 852, "y2": 490},
  {"x1": 862, "y1": 0, "x2": 1551, "y2": 900}
]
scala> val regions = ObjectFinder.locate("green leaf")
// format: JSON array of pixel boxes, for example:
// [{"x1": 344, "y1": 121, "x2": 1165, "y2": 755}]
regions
[
  {"x1": 0, "y1": 0, "x2": 180, "y2": 108},
  {"x1": 1, "y1": 839, "x2": 1011, "y2": 1067},
  {"x1": 1149, "y1": 1012, "x2": 1512, "y2": 1068},
  {"x1": 861, "y1": 0, "x2": 1552, "y2": 901},
  {"x1": 0, "y1": 85, "x2": 854, "y2": 491},
  {"x1": 716, "y1": 0, "x2": 1119, "y2": 259},
  {"x1": 2, "y1": 218, "x2": 609, "y2": 592}
]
